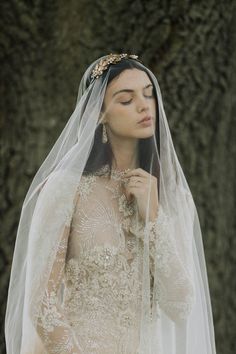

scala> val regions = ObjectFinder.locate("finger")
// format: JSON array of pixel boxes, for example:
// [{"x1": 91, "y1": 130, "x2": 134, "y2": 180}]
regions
[
  {"x1": 128, "y1": 181, "x2": 142, "y2": 188},
  {"x1": 124, "y1": 168, "x2": 149, "y2": 178},
  {"x1": 125, "y1": 185, "x2": 144, "y2": 198},
  {"x1": 127, "y1": 177, "x2": 144, "y2": 185},
  {"x1": 125, "y1": 183, "x2": 140, "y2": 192},
  {"x1": 125, "y1": 175, "x2": 148, "y2": 187}
]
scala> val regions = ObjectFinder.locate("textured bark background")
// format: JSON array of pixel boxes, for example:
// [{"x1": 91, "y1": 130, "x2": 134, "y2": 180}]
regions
[{"x1": 1, "y1": 1, "x2": 235, "y2": 353}]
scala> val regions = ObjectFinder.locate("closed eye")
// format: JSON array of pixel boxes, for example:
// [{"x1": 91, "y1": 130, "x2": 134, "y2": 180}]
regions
[{"x1": 120, "y1": 94, "x2": 154, "y2": 105}]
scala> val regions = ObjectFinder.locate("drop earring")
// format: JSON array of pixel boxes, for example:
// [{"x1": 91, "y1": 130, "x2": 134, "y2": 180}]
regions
[{"x1": 102, "y1": 123, "x2": 108, "y2": 143}]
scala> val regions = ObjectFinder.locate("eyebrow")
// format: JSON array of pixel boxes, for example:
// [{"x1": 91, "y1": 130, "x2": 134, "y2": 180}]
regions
[{"x1": 112, "y1": 83, "x2": 153, "y2": 97}]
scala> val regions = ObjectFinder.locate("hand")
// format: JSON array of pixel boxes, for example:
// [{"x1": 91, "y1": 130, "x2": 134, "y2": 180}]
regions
[{"x1": 123, "y1": 168, "x2": 159, "y2": 222}]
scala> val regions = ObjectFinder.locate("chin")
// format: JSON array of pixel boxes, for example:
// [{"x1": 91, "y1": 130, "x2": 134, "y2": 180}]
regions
[{"x1": 138, "y1": 128, "x2": 156, "y2": 139}]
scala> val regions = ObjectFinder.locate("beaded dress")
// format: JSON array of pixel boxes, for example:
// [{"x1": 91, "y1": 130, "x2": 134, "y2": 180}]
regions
[{"x1": 35, "y1": 165, "x2": 195, "y2": 354}]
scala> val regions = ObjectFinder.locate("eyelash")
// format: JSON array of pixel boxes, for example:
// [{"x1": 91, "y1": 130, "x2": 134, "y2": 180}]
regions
[{"x1": 120, "y1": 94, "x2": 154, "y2": 105}]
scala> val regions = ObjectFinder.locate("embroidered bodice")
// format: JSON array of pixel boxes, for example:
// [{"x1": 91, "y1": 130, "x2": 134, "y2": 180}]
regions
[{"x1": 34, "y1": 165, "x2": 195, "y2": 354}]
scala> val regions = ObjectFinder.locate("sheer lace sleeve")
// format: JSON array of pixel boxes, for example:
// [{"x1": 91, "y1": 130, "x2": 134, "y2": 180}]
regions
[
  {"x1": 30, "y1": 177, "x2": 83, "y2": 354},
  {"x1": 35, "y1": 223, "x2": 83, "y2": 354},
  {"x1": 131, "y1": 204, "x2": 196, "y2": 323}
]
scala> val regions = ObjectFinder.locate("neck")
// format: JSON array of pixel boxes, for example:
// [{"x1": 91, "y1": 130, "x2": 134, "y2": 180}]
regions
[{"x1": 109, "y1": 136, "x2": 139, "y2": 171}]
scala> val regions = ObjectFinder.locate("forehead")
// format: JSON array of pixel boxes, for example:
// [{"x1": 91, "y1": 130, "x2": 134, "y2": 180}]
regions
[{"x1": 107, "y1": 68, "x2": 152, "y2": 93}]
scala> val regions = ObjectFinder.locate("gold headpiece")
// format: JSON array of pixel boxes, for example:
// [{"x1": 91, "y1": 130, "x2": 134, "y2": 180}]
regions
[{"x1": 90, "y1": 53, "x2": 140, "y2": 81}]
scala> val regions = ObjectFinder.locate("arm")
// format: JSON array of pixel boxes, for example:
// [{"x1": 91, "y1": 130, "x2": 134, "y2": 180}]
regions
[
  {"x1": 30, "y1": 173, "x2": 83, "y2": 354},
  {"x1": 146, "y1": 205, "x2": 195, "y2": 322},
  {"x1": 35, "y1": 223, "x2": 83, "y2": 354},
  {"x1": 130, "y1": 201, "x2": 196, "y2": 323}
]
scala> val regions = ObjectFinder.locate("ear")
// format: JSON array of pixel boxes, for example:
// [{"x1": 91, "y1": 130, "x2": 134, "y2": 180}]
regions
[
  {"x1": 99, "y1": 111, "x2": 107, "y2": 124},
  {"x1": 99, "y1": 116, "x2": 106, "y2": 124}
]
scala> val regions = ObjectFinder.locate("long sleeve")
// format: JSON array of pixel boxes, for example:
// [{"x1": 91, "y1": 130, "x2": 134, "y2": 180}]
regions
[
  {"x1": 29, "y1": 174, "x2": 83, "y2": 354},
  {"x1": 34, "y1": 222, "x2": 82, "y2": 354},
  {"x1": 130, "y1": 204, "x2": 196, "y2": 323}
]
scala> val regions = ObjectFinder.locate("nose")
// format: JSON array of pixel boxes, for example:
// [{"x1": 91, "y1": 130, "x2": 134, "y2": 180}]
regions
[
  {"x1": 137, "y1": 98, "x2": 149, "y2": 112},
  {"x1": 136, "y1": 95, "x2": 150, "y2": 113}
]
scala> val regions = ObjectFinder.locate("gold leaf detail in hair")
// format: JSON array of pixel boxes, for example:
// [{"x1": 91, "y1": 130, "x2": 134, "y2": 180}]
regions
[{"x1": 90, "y1": 53, "x2": 140, "y2": 81}]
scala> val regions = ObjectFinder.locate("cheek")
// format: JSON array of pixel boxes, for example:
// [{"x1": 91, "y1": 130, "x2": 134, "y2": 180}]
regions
[
  {"x1": 108, "y1": 106, "x2": 134, "y2": 132},
  {"x1": 109, "y1": 104, "x2": 133, "y2": 122},
  {"x1": 114, "y1": 104, "x2": 132, "y2": 115},
  {"x1": 109, "y1": 117, "x2": 131, "y2": 133}
]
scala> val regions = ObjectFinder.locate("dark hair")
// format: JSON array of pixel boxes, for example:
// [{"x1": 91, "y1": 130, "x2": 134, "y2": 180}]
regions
[{"x1": 83, "y1": 58, "x2": 160, "y2": 188}]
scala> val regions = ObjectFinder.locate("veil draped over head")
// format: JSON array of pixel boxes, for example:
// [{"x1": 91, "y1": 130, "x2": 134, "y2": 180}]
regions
[{"x1": 5, "y1": 53, "x2": 217, "y2": 354}]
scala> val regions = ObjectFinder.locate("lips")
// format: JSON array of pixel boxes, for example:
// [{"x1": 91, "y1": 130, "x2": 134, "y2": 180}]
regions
[{"x1": 138, "y1": 116, "x2": 152, "y2": 123}]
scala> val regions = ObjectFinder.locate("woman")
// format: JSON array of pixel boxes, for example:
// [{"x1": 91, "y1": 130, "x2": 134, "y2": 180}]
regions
[{"x1": 4, "y1": 53, "x2": 217, "y2": 354}]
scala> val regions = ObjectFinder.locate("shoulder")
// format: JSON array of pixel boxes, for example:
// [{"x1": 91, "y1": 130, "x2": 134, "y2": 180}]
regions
[
  {"x1": 37, "y1": 170, "x2": 80, "y2": 209},
  {"x1": 76, "y1": 173, "x2": 98, "y2": 201}
]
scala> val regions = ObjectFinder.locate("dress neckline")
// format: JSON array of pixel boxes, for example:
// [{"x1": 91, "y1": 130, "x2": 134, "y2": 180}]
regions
[
  {"x1": 93, "y1": 164, "x2": 131, "y2": 181},
  {"x1": 111, "y1": 167, "x2": 131, "y2": 178}
]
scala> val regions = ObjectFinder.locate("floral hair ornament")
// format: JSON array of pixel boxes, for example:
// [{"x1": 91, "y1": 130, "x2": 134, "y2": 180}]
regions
[{"x1": 90, "y1": 53, "x2": 142, "y2": 81}]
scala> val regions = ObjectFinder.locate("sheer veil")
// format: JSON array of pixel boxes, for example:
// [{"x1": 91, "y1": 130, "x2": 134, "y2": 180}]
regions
[{"x1": 5, "y1": 53, "x2": 217, "y2": 354}]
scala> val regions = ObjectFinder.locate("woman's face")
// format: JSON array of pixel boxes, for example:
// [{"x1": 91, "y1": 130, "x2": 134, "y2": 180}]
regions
[{"x1": 102, "y1": 68, "x2": 157, "y2": 140}]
